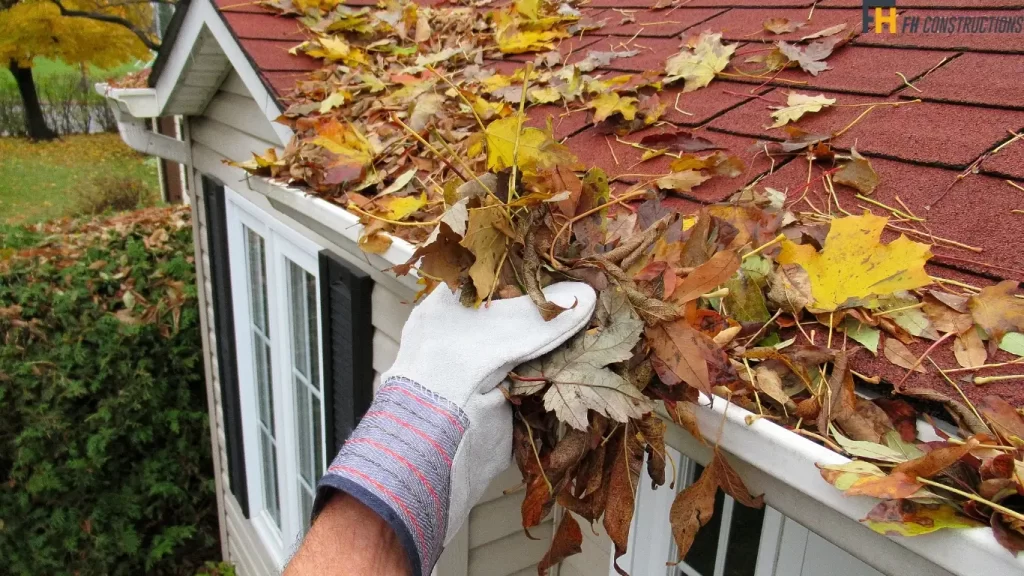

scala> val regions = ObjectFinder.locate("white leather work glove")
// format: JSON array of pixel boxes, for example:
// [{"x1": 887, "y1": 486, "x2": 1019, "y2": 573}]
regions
[{"x1": 313, "y1": 282, "x2": 597, "y2": 576}]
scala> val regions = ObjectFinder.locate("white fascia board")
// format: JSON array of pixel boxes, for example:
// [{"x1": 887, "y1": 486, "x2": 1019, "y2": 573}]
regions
[
  {"x1": 677, "y1": 392, "x2": 1024, "y2": 576},
  {"x1": 148, "y1": 0, "x2": 292, "y2": 146}
]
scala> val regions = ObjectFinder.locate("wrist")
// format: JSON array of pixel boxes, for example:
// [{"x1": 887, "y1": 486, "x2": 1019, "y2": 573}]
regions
[{"x1": 314, "y1": 377, "x2": 468, "y2": 576}]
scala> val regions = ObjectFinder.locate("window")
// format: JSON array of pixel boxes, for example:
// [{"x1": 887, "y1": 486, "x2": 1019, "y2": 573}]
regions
[
  {"x1": 617, "y1": 446, "x2": 783, "y2": 576},
  {"x1": 226, "y1": 188, "x2": 326, "y2": 564},
  {"x1": 618, "y1": 446, "x2": 883, "y2": 576}
]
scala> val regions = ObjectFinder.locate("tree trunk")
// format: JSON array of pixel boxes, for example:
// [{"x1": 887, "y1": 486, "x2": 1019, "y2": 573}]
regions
[{"x1": 9, "y1": 60, "x2": 57, "y2": 141}]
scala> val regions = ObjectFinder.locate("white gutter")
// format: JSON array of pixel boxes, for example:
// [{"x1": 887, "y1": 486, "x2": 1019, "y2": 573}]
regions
[
  {"x1": 95, "y1": 83, "x2": 189, "y2": 166},
  {"x1": 672, "y1": 393, "x2": 1024, "y2": 576}
]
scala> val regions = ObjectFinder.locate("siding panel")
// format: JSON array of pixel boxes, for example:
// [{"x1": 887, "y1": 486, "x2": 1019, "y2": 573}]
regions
[{"x1": 225, "y1": 494, "x2": 278, "y2": 576}]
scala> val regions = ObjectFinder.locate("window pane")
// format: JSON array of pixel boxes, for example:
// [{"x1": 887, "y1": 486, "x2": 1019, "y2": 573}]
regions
[
  {"x1": 260, "y1": 432, "x2": 281, "y2": 527},
  {"x1": 288, "y1": 261, "x2": 310, "y2": 380},
  {"x1": 296, "y1": 386, "x2": 313, "y2": 485},
  {"x1": 722, "y1": 500, "x2": 766, "y2": 576},
  {"x1": 313, "y1": 400, "x2": 324, "y2": 476},
  {"x1": 244, "y1": 228, "x2": 269, "y2": 332},
  {"x1": 306, "y1": 270, "x2": 320, "y2": 388},
  {"x1": 255, "y1": 341, "x2": 273, "y2": 432},
  {"x1": 300, "y1": 488, "x2": 313, "y2": 534}
]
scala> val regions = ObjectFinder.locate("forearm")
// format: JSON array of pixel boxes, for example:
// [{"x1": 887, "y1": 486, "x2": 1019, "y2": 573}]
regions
[{"x1": 284, "y1": 493, "x2": 410, "y2": 576}]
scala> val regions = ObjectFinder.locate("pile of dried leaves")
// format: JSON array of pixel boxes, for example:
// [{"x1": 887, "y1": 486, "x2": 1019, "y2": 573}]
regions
[{"x1": 231, "y1": 0, "x2": 1024, "y2": 569}]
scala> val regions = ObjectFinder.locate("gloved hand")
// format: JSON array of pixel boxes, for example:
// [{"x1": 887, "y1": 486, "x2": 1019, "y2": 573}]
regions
[{"x1": 313, "y1": 282, "x2": 597, "y2": 576}]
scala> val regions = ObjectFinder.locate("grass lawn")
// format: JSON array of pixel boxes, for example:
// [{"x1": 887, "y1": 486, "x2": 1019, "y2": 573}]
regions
[
  {"x1": 0, "y1": 133, "x2": 160, "y2": 224},
  {"x1": 0, "y1": 57, "x2": 146, "y2": 96}
]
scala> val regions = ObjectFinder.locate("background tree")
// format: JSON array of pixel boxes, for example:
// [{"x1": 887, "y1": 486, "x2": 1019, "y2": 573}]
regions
[{"x1": 0, "y1": 0, "x2": 159, "y2": 140}]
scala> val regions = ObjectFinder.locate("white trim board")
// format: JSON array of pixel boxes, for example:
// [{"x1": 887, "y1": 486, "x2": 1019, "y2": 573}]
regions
[{"x1": 151, "y1": 0, "x2": 291, "y2": 145}]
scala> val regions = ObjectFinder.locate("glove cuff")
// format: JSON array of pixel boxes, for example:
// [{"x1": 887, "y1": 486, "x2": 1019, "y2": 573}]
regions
[{"x1": 313, "y1": 376, "x2": 468, "y2": 576}]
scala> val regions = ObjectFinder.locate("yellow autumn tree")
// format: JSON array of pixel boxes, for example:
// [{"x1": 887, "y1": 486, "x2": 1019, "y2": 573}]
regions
[{"x1": 0, "y1": 0, "x2": 156, "y2": 140}]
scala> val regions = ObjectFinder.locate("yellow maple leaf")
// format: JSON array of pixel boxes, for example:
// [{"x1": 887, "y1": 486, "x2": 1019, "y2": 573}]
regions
[
  {"x1": 497, "y1": 29, "x2": 567, "y2": 54},
  {"x1": 664, "y1": 32, "x2": 737, "y2": 92},
  {"x1": 380, "y1": 192, "x2": 427, "y2": 221},
  {"x1": 777, "y1": 213, "x2": 933, "y2": 312},
  {"x1": 589, "y1": 92, "x2": 638, "y2": 122},
  {"x1": 769, "y1": 92, "x2": 836, "y2": 128},
  {"x1": 514, "y1": 0, "x2": 540, "y2": 20},
  {"x1": 293, "y1": 36, "x2": 369, "y2": 67},
  {"x1": 484, "y1": 114, "x2": 578, "y2": 175}
]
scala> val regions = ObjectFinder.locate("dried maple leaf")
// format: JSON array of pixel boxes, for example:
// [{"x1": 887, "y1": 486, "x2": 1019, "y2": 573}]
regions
[
  {"x1": 776, "y1": 34, "x2": 848, "y2": 76},
  {"x1": 952, "y1": 328, "x2": 986, "y2": 369},
  {"x1": 664, "y1": 32, "x2": 737, "y2": 92},
  {"x1": 538, "y1": 514, "x2": 583, "y2": 575},
  {"x1": 590, "y1": 92, "x2": 639, "y2": 122},
  {"x1": 800, "y1": 22, "x2": 848, "y2": 40},
  {"x1": 393, "y1": 222, "x2": 473, "y2": 291},
  {"x1": 833, "y1": 150, "x2": 880, "y2": 195},
  {"x1": 763, "y1": 17, "x2": 805, "y2": 34},
  {"x1": 638, "y1": 130, "x2": 723, "y2": 153},
  {"x1": 484, "y1": 114, "x2": 578, "y2": 176},
  {"x1": 577, "y1": 49, "x2": 639, "y2": 73},
  {"x1": 638, "y1": 414, "x2": 667, "y2": 488},
  {"x1": 769, "y1": 92, "x2": 836, "y2": 128},
  {"x1": 515, "y1": 290, "x2": 652, "y2": 429},
  {"x1": 968, "y1": 280, "x2": 1024, "y2": 353},
  {"x1": 777, "y1": 213, "x2": 933, "y2": 312}
]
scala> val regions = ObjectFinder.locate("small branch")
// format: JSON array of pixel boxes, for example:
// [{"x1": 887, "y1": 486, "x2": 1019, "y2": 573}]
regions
[
  {"x1": 895, "y1": 331, "x2": 955, "y2": 388},
  {"x1": 50, "y1": 0, "x2": 162, "y2": 51},
  {"x1": 917, "y1": 477, "x2": 1024, "y2": 525}
]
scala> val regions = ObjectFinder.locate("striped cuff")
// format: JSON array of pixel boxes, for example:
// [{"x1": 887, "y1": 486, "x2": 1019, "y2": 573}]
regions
[{"x1": 314, "y1": 376, "x2": 468, "y2": 576}]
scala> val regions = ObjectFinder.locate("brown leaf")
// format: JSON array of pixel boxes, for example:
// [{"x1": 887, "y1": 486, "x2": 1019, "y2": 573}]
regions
[
  {"x1": 923, "y1": 293, "x2": 974, "y2": 334},
  {"x1": 969, "y1": 280, "x2": 1024, "y2": 353},
  {"x1": 817, "y1": 351, "x2": 854, "y2": 434},
  {"x1": 538, "y1": 513, "x2": 584, "y2": 575},
  {"x1": 979, "y1": 395, "x2": 1024, "y2": 445},
  {"x1": 875, "y1": 398, "x2": 918, "y2": 442},
  {"x1": 776, "y1": 33, "x2": 849, "y2": 76},
  {"x1": 837, "y1": 397, "x2": 892, "y2": 443},
  {"x1": 670, "y1": 460, "x2": 718, "y2": 562},
  {"x1": 461, "y1": 202, "x2": 509, "y2": 302},
  {"x1": 833, "y1": 150, "x2": 879, "y2": 195},
  {"x1": 845, "y1": 471, "x2": 923, "y2": 499},
  {"x1": 883, "y1": 338, "x2": 926, "y2": 373},
  {"x1": 763, "y1": 17, "x2": 804, "y2": 34},
  {"x1": 753, "y1": 365, "x2": 797, "y2": 412},
  {"x1": 638, "y1": 414, "x2": 667, "y2": 488},
  {"x1": 992, "y1": 512, "x2": 1024, "y2": 556},
  {"x1": 647, "y1": 320, "x2": 713, "y2": 395},
  {"x1": 711, "y1": 451, "x2": 763, "y2": 508},
  {"x1": 953, "y1": 328, "x2": 987, "y2": 369},
  {"x1": 980, "y1": 454, "x2": 1015, "y2": 480},
  {"x1": 638, "y1": 129, "x2": 724, "y2": 153},
  {"x1": 605, "y1": 424, "x2": 644, "y2": 574},
  {"x1": 898, "y1": 386, "x2": 992, "y2": 436},
  {"x1": 552, "y1": 165, "x2": 583, "y2": 219},
  {"x1": 671, "y1": 250, "x2": 741, "y2": 305},
  {"x1": 892, "y1": 437, "x2": 979, "y2": 480},
  {"x1": 393, "y1": 222, "x2": 473, "y2": 290},
  {"x1": 667, "y1": 400, "x2": 704, "y2": 444}
]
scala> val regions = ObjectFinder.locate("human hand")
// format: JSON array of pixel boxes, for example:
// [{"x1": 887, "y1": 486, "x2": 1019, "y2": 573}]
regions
[{"x1": 313, "y1": 282, "x2": 597, "y2": 576}]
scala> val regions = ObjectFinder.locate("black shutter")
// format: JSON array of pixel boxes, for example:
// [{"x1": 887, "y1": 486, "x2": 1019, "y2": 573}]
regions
[
  {"x1": 319, "y1": 251, "x2": 375, "y2": 453},
  {"x1": 202, "y1": 176, "x2": 249, "y2": 517}
]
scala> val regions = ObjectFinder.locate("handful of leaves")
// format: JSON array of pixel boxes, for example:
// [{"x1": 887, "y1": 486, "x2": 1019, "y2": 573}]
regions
[{"x1": 233, "y1": 0, "x2": 1024, "y2": 568}]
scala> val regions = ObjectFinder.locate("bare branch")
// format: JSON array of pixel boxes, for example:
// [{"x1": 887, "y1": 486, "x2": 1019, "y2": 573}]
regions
[{"x1": 49, "y1": 0, "x2": 162, "y2": 51}]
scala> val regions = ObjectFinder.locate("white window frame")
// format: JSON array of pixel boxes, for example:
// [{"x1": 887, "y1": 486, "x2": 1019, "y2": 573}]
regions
[{"x1": 225, "y1": 187, "x2": 327, "y2": 567}]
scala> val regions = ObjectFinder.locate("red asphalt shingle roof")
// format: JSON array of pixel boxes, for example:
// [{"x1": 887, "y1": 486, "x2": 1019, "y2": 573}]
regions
[{"x1": 212, "y1": 0, "x2": 1024, "y2": 407}]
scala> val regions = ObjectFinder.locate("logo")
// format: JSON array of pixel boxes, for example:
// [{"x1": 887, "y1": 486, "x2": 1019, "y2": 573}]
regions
[{"x1": 863, "y1": 0, "x2": 898, "y2": 34}]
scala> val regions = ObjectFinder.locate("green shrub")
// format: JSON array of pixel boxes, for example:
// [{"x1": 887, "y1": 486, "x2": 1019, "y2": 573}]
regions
[
  {"x1": 0, "y1": 206, "x2": 218, "y2": 575},
  {"x1": 75, "y1": 174, "x2": 159, "y2": 216}
]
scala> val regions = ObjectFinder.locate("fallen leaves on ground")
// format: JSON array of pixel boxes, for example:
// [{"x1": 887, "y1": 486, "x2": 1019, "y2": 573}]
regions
[
  {"x1": 664, "y1": 32, "x2": 737, "y2": 92},
  {"x1": 770, "y1": 92, "x2": 836, "y2": 128}
]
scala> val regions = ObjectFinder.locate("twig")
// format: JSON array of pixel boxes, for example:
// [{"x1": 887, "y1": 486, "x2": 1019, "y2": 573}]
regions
[
  {"x1": 896, "y1": 72, "x2": 922, "y2": 93},
  {"x1": 742, "y1": 233, "x2": 786, "y2": 260},
  {"x1": 509, "y1": 62, "x2": 534, "y2": 202},
  {"x1": 347, "y1": 204, "x2": 440, "y2": 227},
  {"x1": 929, "y1": 275, "x2": 981, "y2": 292},
  {"x1": 605, "y1": 136, "x2": 621, "y2": 166},
  {"x1": 549, "y1": 187, "x2": 650, "y2": 266},
  {"x1": 917, "y1": 478, "x2": 1024, "y2": 525},
  {"x1": 974, "y1": 374, "x2": 1024, "y2": 385},
  {"x1": 790, "y1": 428, "x2": 843, "y2": 453},
  {"x1": 944, "y1": 357, "x2": 1024, "y2": 374},
  {"x1": 392, "y1": 115, "x2": 470, "y2": 182},
  {"x1": 895, "y1": 331, "x2": 955, "y2": 388},
  {"x1": 874, "y1": 302, "x2": 925, "y2": 316},
  {"x1": 426, "y1": 66, "x2": 486, "y2": 132},
  {"x1": 1007, "y1": 180, "x2": 1024, "y2": 193},
  {"x1": 832, "y1": 100, "x2": 921, "y2": 140},
  {"x1": 856, "y1": 194, "x2": 923, "y2": 222},
  {"x1": 518, "y1": 413, "x2": 552, "y2": 495}
]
